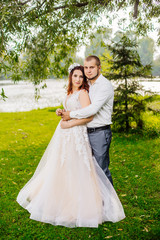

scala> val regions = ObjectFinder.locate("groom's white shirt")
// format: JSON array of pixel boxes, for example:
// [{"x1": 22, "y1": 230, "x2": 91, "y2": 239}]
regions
[{"x1": 70, "y1": 74, "x2": 114, "y2": 128}]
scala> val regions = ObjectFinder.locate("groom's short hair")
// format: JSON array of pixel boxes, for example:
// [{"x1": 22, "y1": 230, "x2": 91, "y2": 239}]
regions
[{"x1": 85, "y1": 55, "x2": 101, "y2": 66}]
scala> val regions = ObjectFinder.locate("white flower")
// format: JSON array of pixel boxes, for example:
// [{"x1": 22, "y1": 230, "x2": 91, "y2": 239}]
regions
[{"x1": 68, "y1": 63, "x2": 80, "y2": 73}]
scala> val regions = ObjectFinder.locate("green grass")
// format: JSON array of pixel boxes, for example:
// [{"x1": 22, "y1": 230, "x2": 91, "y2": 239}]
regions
[{"x1": 0, "y1": 108, "x2": 160, "y2": 240}]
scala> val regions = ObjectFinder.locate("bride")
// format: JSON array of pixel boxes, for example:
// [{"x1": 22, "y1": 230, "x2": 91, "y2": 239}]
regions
[{"x1": 16, "y1": 63, "x2": 125, "y2": 228}]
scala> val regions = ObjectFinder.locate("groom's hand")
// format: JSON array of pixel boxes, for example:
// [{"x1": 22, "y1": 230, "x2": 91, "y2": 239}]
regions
[{"x1": 62, "y1": 111, "x2": 71, "y2": 121}]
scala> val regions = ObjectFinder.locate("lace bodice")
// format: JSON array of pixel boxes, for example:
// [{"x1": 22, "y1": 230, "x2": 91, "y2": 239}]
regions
[
  {"x1": 61, "y1": 90, "x2": 91, "y2": 170},
  {"x1": 63, "y1": 91, "x2": 82, "y2": 111}
]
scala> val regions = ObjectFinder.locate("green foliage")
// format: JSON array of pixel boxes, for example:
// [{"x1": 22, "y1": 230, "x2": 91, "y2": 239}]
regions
[
  {"x1": 0, "y1": 88, "x2": 7, "y2": 101},
  {"x1": 138, "y1": 37, "x2": 154, "y2": 66},
  {"x1": 142, "y1": 111, "x2": 160, "y2": 137},
  {"x1": 85, "y1": 27, "x2": 112, "y2": 57},
  {"x1": 0, "y1": 0, "x2": 160, "y2": 83},
  {"x1": 0, "y1": 0, "x2": 159, "y2": 99},
  {"x1": 137, "y1": 37, "x2": 160, "y2": 76},
  {"x1": 152, "y1": 56, "x2": 160, "y2": 76},
  {"x1": 102, "y1": 34, "x2": 153, "y2": 132},
  {"x1": 100, "y1": 48, "x2": 113, "y2": 73},
  {"x1": 0, "y1": 0, "x2": 99, "y2": 82},
  {"x1": 0, "y1": 108, "x2": 160, "y2": 239}
]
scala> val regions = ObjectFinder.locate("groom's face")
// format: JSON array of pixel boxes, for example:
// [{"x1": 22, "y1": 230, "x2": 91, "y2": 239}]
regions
[{"x1": 84, "y1": 59, "x2": 101, "y2": 81}]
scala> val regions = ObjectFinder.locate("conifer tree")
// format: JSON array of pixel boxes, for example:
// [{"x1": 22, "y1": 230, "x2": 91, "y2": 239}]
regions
[{"x1": 102, "y1": 35, "x2": 152, "y2": 132}]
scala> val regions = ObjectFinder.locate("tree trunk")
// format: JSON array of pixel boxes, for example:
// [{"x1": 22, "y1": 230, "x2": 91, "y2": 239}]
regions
[
  {"x1": 133, "y1": 0, "x2": 139, "y2": 18},
  {"x1": 124, "y1": 76, "x2": 129, "y2": 132}
]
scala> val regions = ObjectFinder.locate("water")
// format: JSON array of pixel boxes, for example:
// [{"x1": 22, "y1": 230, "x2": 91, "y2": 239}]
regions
[
  {"x1": 0, "y1": 79, "x2": 67, "y2": 112},
  {"x1": 140, "y1": 80, "x2": 160, "y2": 94},
  {"x1": 0, "y1": 79, "x2": 160, "y2": 112}
]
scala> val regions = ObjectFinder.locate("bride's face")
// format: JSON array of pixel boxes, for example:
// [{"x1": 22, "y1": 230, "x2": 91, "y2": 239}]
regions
[{"x1": 72, "y1": 69, "x2": 84, "y2": 90}]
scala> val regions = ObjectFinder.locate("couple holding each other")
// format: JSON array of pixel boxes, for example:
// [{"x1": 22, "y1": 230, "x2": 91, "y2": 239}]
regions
[{"x1": 17, "y1": 55, "x2": 125, "y2": 228}]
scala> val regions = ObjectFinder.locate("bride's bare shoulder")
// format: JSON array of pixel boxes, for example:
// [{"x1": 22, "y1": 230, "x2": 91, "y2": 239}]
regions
[
  {"x1": 79, "y1": 89, "x2": 90, "y2": 106},
  {"x1": 79, "y1": 89, "x2": 89, "y2": 97}
]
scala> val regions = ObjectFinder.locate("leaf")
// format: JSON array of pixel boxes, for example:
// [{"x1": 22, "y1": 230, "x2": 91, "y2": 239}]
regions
[
  {"x1": 132, "y1": 217, "x2": 142, "y2": 221},
  {"x1": 12, "y1": 181, "x2": 17, "y2": 185},
  {"x1": 0, "y1": 88, "x2": 8, "y2": 101},
  {"x1": 143, "y1": 227, "x2": 149, "y2": 232}
]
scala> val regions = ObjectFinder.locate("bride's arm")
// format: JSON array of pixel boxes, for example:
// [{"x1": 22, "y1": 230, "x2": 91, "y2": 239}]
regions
[{"x1": 60, "y1": 90, "x2": 93, "y2": 129}]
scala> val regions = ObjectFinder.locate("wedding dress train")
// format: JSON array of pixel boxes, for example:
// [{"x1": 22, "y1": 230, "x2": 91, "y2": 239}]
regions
[{"x1": 17, "y1": 91, "x2": 125, "y2": 228}]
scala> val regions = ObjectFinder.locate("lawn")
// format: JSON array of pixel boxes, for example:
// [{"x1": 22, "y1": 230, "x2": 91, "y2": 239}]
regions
[{"x1": 0, "y1": 107, "x2": 160, "y2": 240}]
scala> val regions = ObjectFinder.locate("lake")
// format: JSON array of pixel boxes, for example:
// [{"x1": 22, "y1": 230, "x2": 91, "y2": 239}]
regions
[{"x1": 0, "y1": 79, "x2": 160, "y2": 112}]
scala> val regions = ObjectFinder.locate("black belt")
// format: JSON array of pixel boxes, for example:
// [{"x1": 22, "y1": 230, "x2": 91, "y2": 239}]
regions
[{"x1": 87, "y1": 125, "x2": 110, "y2": 133}]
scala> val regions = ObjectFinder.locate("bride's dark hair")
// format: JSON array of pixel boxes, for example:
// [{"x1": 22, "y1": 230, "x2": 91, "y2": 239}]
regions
[{"x1": 67, "y1": 65, "x2": 89, "y2": 95}]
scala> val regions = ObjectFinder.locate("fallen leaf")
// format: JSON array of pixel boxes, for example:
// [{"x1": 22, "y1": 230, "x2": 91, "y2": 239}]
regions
[
  {"x1": 131, "y1": 217, "x2": 142, "y2": 221},
  {"x1": 12, "y1": 181, "x2": 17, "y2": 185},
  {"x1": 143, "y1": 227, "x2": 149, "y2": 232},
  {"x1": 118, "y1": 229, "x2": 123, "y2": 231},
  {"x1": 105, "y1": 236, "x2": 113, "y2": 239}
]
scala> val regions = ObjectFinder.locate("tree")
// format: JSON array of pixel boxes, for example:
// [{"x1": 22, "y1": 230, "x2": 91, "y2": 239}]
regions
[
  {"x1": 85, "y1": 27, "x2": 112, "y2": 57},
  {"x1": 100, "y1": 48, "x2": 113, "y2": 73},
  {"x1": 0, "y1": 0, "x2": 159, "y2": 100},
  {"x1": 152, "y1": 56, "x2": 160, "y2": 76},
  {"x1": 1, "y1": 1, "x2": 159, "y2": 76},
  {"x1": 101, "y1": 34, "x2": 152, "y2": 132},
  {"x1": 138, "y1": 37, "x2": 155, "y2": 66}
]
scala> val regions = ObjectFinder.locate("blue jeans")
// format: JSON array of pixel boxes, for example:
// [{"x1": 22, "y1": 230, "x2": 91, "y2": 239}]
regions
[{"x1": 88, "y1": 126, "x2": 113, "y2": 185}]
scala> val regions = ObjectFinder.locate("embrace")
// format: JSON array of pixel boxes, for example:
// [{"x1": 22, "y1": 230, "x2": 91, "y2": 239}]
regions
[{"x1": 17, "y1": 55, "x2": 125, "y2": 228}]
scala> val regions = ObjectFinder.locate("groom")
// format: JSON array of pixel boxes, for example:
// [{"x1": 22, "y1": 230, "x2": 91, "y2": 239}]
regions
[{"x1": 62, "y1": 55, "x2": 114, "y2": 185}]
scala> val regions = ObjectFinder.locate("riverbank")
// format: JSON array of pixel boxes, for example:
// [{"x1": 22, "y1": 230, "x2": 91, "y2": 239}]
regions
[{"x1": 0, "y1": 107, "x2": 159, "y2": 239}]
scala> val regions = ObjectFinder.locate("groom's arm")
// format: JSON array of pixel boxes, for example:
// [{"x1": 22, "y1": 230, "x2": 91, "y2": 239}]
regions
[
  {"x1": 61, "y1": 90, "x2": 93, "y2": 128},
  {"x1": 62, "y1": 83, "x2": 114, "y2": 120}
]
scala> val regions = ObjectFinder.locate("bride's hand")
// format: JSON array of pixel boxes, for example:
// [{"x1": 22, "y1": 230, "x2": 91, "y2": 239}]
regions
[
  {"x1": 56, "y1": 108, "x2": 66, "y2": 116},
  {"x1": 60, "y1": 120, "x2": 71, "y2": 129}
]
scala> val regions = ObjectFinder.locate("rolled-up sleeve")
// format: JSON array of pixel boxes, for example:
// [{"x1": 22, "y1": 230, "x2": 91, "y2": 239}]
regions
[{"x1": 70, "y1": 83, "x2": 114, "y2": 119}]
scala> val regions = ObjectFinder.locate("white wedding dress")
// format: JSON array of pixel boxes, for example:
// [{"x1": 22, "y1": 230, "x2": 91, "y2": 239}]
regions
[{"x1": 17, "y1": 90, "x2": 125, "y2": 228}]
